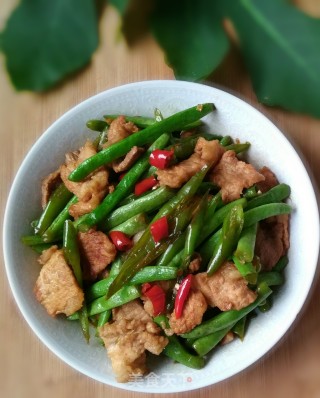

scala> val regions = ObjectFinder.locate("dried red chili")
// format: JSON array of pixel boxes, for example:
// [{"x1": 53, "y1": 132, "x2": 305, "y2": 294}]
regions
[
  {"x1": 150, "y1": 216, "x2": 169, "y2": 243},
  {"x1": 109, "y1": 231, "x2": 133, "y2": 252},
  {"x1": 149, "y1": 149, "x2": 174, "y2": 169},
  {"x1": 174, "y1": 274, "x2": 193, "y2": 319},
  {"x1": 134, "y1": 175, "x2": 158, "y2": 196}
]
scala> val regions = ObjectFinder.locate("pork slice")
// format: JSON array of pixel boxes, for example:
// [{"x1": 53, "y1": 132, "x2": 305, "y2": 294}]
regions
[
  {"x1": 41, "y1": 169, "x2": 62, "y2": 209},
  {"x1": 156, "y1": 138, "x2": 225, "y2": 189},
  {"x1": 60, "y1": 140, "x2": 109, "y2": 219},
  {"x1": 169, "y1": 289, "x2": 207, "y2": 334},
  {"x1": 78, "y1": 229, "x2": 116, "y2": 281},
  {"x1": 210, "y1": 150, "x2": 265, "y2": 203},
  {"x1": 255, "y1": 214, "x2": 290, "y2": 270},
  {"x1": 193, "y1": 262, "x2": 257, "y2": 311},
  {"x1": 112, "y1": 146, "x2": 144, "y2": 173},
  {"x1": 106, "y1": 115, "x2": 139, "y2": 146},
  {"x1": 34, "y1": 247, "x2": 84, "y2": 317},
  {"x1": 256, "y1": 166, "x2": 279, "y2": 193},
  {"x1": 99, "y1": 300, "x2": 168, "y2": 382}
]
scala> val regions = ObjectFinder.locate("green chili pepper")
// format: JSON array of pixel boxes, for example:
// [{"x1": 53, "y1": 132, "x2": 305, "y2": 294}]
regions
[
  {"x1": 69, "y1": 104, "x2": 215, "y2": 182},
  {"x1": 181, "y1": 282, "x2": 272, "y2": 339},
  {"x1": 257, "y1": 271, "x2": 284, "y2": 286},
  {"x1": 232, "y1": 255, "x2": 257, "y2": 284},
  {"x1": 35, "y1": 184, "x2": 73, "y2": 236},
  {"x1": 207, "y1": 204, "x2": 244, "y2": 275}
]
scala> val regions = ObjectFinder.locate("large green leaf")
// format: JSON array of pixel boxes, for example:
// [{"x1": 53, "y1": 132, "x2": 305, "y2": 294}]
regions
[
  {"x1": 1, "y1": 0, "x2": 99, "y2": 91},
  {"x1": 226, "y1": 0, "x2": 320, "y2": 117},
  {"x1": 151, "y1": 0, "x2": 229, "y2": 81}
]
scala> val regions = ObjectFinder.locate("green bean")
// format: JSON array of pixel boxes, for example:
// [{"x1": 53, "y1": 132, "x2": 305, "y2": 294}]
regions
[
  {"x1": 97, "y1": 310, "x2": 111, "y2": 328},
  {"x1": 191, "y1": 326, "x2": 232, "y2": 356},
  {"x1": 154, "y1": 315, "x2": 204, "y2": 369},
  {"x1": 234, "y1": 223, "x2": 258, "y2": 264},
  {"x1": 257, "y1": 271, "x2": 284, "y2": 286},
  {"x1": 42, "y1": 195, "x2": 78, "y2": 242},
  {"x1": 181, "y1": 192, "x2": 208, "y2": 270},
  {"x1": 224, "y1": 142, "x2": 250, "y2": 154},
  {"x1": 207, "y1": 204, "x2": 244, "y2": 275},
  {"x1": 109, "y1": 256, "x2": 124, "y2": 277},
  {"x1": 35, "y1": 184, "x2": 73, "y2": 236},
  {"x1": 22, "y1": 234, "x2": 53, "y2": 246},
  {"x1": 181, "y1": 282, "x2": 272, "y2": 339},
  {"x1": 86, "y1": 119, "x2": 108, "y2": 132},
  {"x1": 28, "y1": 242, "x2": 56, "y2": 253},
  {"x1": 108, "y1": 213, "x2": 148, "y2": 236},
  {"x1": 63, "y1": 220, "x2": 89, "y2": 342},
  {"x1": 87, "y1": 285, "x2": 140, "y2": 316},
  {"x1": 198, "y1": 229, "x2": 222, "y2": 266},
  {"x1": 243, "y1": 203, "x2": 292, "y2": 228},
  {"x1": 273, "y1": 255, "x2": 289, "y2": 272},
  {"x1": 130, "y1": 266, "x2": 178, "y2": 285},
  {"x1": 232, "y1": 256, "x2": 257, "y2": 284},
  {"x1": 69, "y1": 104, "x2": 215, "y2": 182},
  {"x1": 246, "y1": 183, "x2": 291, "y2": 210},
  {"x1": 156, "y1": 232, "x2": 186, "y2": 266},
  {"x1": 102, "y1": 187, "x2": 175, "y2": 231},
  {"x1": 220, "y1": 135, "x2": 232, "y2": 146},
  {"x1": 232, "y1": 316, "x2": 247, "y2": 340},
  {"x1": 243, "y1": 185, "x2": 258, "y2": 199},
  {"x1": 74, "y1": 133, "x2": 171, "y2": 231}
]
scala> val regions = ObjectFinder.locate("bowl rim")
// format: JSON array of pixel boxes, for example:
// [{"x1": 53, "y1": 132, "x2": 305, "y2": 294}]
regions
[{"x1": 3, "y1": 80, "x2": 320, "y2": 393}]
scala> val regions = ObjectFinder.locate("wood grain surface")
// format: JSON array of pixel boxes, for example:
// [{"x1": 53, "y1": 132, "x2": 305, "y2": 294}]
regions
[{"x1": 1, "y1": 2, "x2": 320, "y2": 397}]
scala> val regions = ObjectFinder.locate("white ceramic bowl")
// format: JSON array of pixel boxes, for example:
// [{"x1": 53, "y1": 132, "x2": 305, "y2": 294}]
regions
[{"x1": 3, "y1": 81, "x2": 320, "y2": 393}]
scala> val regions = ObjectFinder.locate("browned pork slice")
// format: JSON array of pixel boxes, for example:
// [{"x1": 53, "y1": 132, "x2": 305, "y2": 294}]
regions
[
  {"x1": 60, "y1": 140, "x2": 109, "y2": 219},
  {"x1": 106, "y1": 115, "x2": 139, "y2": 145},
  {"x1": 156, "y1": 138, "x2": 225, "y2": 188},
  {"x1": 34, "y1": 246, "x2": 84, "y2": 317},
  {"x1": 41, "y1": 169, "x2": 62, "y2": 209},
  {"x1": 210, "y1": 150, "x2": 265, "y2": 203},
  {"x1": 78, "y1": 229, "x2": 116, "y2": 281},
  {"x1": 255, "y1": 214, "x2": 290, "y2": 270},
  {"x1": 105, "y1": 116, "x2": 143, "y2": 173},
  {"x1": 256, "y1": 166, "x2": 279, "y2": 193},
  {"x1": 112, "y1": 146, "x2": 144, "y2": 173},
  {"x1": 169, "y1": 290, "x2": 207, "y2": 334},
  {"x1": 99, "y1": 300, "x2": 168, "y2": 382},
  {"x1": 193, "y1": 262, "x2": 257, "y2": 311}
]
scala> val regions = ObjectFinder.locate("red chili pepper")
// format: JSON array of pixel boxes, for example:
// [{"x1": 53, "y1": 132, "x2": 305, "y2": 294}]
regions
[
  {"x1": 174, "y1": 274, "x2": 193, "y2": 319},
  {"x1": 149, "y1": 149, "x2": 174, "y2": 169},
  {"x1": 134, "y1": 176, "x2": 158, "y2": 196},
  {"x1": 143, "y1": 283, "x2": 166, "y2": 316},
  {"x1": 150, "y1": 216, "x2": 169, "y2": 243},
  {"x1": 109, "y1": 231, "x2": 133, "y2": 252}
]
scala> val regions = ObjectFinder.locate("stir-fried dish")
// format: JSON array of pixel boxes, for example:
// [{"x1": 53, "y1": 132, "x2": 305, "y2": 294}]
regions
[{"x1": 23, "y1": 104, "x2": 291, "y2": 382}]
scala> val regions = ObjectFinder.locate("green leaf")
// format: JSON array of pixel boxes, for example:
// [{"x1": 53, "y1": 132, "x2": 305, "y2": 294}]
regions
[
  {"x1": 1, "y1": 0, "x2": 99, "y2": 91},
  {"x1": 226, "y1": 0, "x2": 320, "y2": 117},
  {"x1": 151, "y1": 0, "x2": 229, "y2": 81},
  {"x1": 109, "y1": 0, "x2": 131, "y2": 15}
]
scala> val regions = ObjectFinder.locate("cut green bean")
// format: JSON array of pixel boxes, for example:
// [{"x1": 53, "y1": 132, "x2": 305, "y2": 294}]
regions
[
  {"x1": 257, "y1": 271, "x2": 284, "y2": 286},
  {"x1": 74, "y1": 133, "x2": 171, "y2": 231},
  {"x1": 35, "y1": 184, "x2": 73, "y2": 235},
  {"x1": 191, "y1": 326, "x2": 232, "y2": 356},
  {"x1": 224, "y1": 142, "x2": 250, "y2": 154},
  {"x1": 42, "y1": 195, "x2": 78, "y2": 242},
  {"x1": 273, "y1": 255, "x2": 289, "y2": 272},
  {"x1": 102, "y1": 187, "x2": 175, "y2": 231},
  {"x1": 246, "y1": 183, "x2": 291, "y2": 210},
  {"x1": 181, "y1": 282, "x2": 272, "y2": 339},
  {"x1": 87, "y1": 285, "x2": 140, "y2": 316},
  {"x1": 234, "y1": 223, "x2": 258, "y2": 264},
  {"x1": 97, "y1": 310, "x2": 112, "y2": 328},
  {"x1": 243, "y1": 203, "x2": 292, "y2": 228},
  {"x1": 86, "y1": 119, "x2": 108, "y2": 132},
  {"x1": 69, "y1": 104, "x2": 215, "y2": 182},
  {"x1": 232, "y1": 316, "x2": 247, "y2": 341}
]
